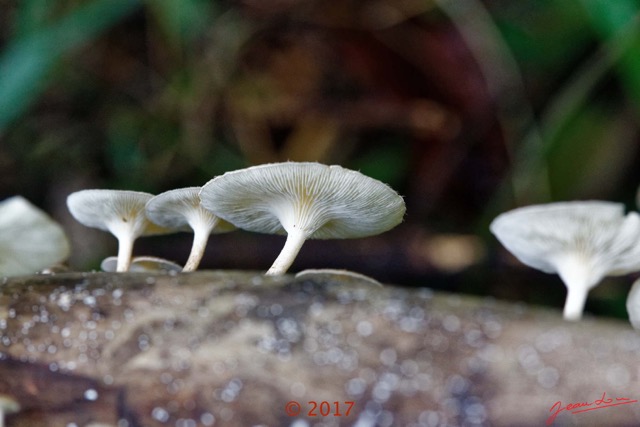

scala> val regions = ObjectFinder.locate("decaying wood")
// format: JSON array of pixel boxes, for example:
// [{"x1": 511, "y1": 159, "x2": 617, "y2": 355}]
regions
[{"x1": 1, "y1": 271, "x2": 639, "y2": 426}]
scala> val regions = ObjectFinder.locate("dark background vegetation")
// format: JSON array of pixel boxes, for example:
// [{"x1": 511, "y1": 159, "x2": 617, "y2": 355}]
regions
[{"x1": 2, "y1": 0, "x2": 640, "y2": 320}]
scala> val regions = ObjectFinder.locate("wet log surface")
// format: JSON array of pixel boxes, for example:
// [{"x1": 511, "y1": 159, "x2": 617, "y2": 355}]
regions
[{"x1": 1, "y1": 271, "x2": 639, "y2": 426}]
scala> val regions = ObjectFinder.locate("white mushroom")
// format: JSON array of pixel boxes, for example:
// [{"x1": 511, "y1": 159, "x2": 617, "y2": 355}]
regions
[
  {"x1": 295, "y1": 268, "x2": 382, "y2": 287},
  {"x1": 0, "y1": 196, "x2": 70, "y2": 277},
  {"x1": 626, "y1": 278, "x2": 640, "y2": 329},
  {"x1": 100, "y1": 255, "x2": 183, "y2": 273},
  {"x1": 145, "y1": 187, "x2": 236, "y2": 271},
  {"x1": 0, "y1": 394, "x2": 19, "y2": 427},
  {"x1": 66, "y1": 189, "x2": 170, "y2": 272},
  {"x1": 490, "y1": 201, "x2": 640, "y2": 321},
  {"x1": 199, "y1": 162, "x2": 406, "y2": 275}
]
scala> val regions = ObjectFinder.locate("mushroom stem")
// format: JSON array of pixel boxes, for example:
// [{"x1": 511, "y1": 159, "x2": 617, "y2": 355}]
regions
[
  {"x1": 563, "y1": 285, "x2": 589, "y2": 321},
  {"x1": 183, "y1": 227, "x2": 211, "y2": 272},
  {"x1": 557, "y1": 255, "x2": 593, "y2": 321},
  {"x1": 0, "y1": 395, "x2": 20, "y2": 427},
  {"x1": 116, "y1": 235, "x2": 134, "y2": 272},
  {"x1": 266, "y1": 229, "x2": 307, "y2": 275}
]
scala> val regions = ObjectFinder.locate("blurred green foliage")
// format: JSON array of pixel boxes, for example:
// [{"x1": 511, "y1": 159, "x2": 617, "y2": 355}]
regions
[
  {"x1": 0, "y1": 0, "x2": 140, "y2": 130},
  {"x1": 2, "y1": 0, "x2": 640, "y2": 319}
]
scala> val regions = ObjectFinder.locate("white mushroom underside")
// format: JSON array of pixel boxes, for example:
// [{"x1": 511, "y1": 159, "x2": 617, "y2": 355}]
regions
[
  {"x1": 67, "y1": 189, "x2": 174, "y2": 272},
  {"x1": 200, "y1": 162, "x2": 405, "y2": 239},
  {"x1": 67, "y1": 190, "x2": 155, "y2": 232},
  {"x1": 145, "y1": 187, "x2": 237, "y2": 271},
  {"x1": 0, "y1": 196, "x2": 70, "y2": 276},
  {"x1": 491, "y1": 201, "x2": 640, "y2": 320},
  {"x1": 490, "y1": 201, "x2": 640, "y2": 275},
  {"x1": 145, "y1": 187, "x2": 202, "y2": 230},
  {"x1": 145, "y1": 187, "x2": 236, "y2": 234}
]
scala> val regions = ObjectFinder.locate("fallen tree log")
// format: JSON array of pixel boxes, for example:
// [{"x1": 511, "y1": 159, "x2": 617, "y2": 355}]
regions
[{"x1": 1, "y1": 271, "x2": 639, "y2": 426}]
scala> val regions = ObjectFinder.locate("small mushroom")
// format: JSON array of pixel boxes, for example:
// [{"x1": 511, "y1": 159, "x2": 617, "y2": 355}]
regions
[
  {"x1": 199, "y1": 162, "x2": 405, "y2": 275},
  {"x1": 145, "y1": 187, "x2": 236, "y2": 271},
  {"x1": 67, "y1": 189, "x2": 171, "y2": 272},
  {"x1": 0, "y1": 196, "x2": 70, "y2": 277},
  {"x1": 490, "y1": 201, "x2": 640, "y2": 321},
  {"x1": 101, "y1": 255, "x2": 183, "y2": 273},
  {"x1": 295, "y1": 268, "x2": 382, "y2": 287},
  {"x1": 626, "y1": 278, "x2": 640, "y2": 329},
  {"x1": 0, "y1": 394, "x2": 20, "y2": 427}
]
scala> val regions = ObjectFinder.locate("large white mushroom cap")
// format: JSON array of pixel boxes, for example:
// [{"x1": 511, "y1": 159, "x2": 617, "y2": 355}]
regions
[
  {"x1": 145, "y1": 187, "x2": 236, "y2": 271},
  {"x1": 200, "y1": 162, "x2": 405, "y2": 238},
  {"x1": 0, "y1": 196, "x2": 70, "y2": 277},
  {"x1": 490, "y1": 201, "x2": 640, "y2": 320},
  {"x1": 200, "y1": 162, "x2": 406, "y2": 274},
  {"x1": 67, "y1": 189, "x2": 170, "y2": 272}
]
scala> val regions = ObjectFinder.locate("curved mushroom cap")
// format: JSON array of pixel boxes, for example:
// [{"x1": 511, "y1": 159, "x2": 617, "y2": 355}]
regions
[
  {"x1": 0, "y1": 196, "x2": 70, "y2": 277},
  {"x1": 67, "y1": 189, "x2": 170, "y2": 237},
  {"x1": 491, "y1": 201, "x2": 640, "y2": 321},
  {"x1": 199, "y1": 162, "x2": 405, "y2": 239},
  {"x1": 490, "y1": 201, "x2": 640, "y2": 277},
  {"x1": 626, "y1": 277, "x2": 640, "y2": 329},
  {"x1": 68, "y1": 189, "x2": 175, "y2": 272},
  {"x1": 295, "y1": 268, "x2": 382, "y2": 287},
  {"x1": 145, "y1": 187, "x2": 235, "y2": 233},
  {"x1": 101, "y1": 256, "x2": 182, "y2": 273}
]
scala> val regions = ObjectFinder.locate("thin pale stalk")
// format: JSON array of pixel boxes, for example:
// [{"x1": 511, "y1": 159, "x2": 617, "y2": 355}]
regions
[
  {"x1": 183, "y1": 227, "x2": 211, "y2": 272},
  {"x1": 116, "y1": 235, "x2": 134, "y2": 272},
  {"x1": 266, "y1": 230, "x2": 307, "y2": 275},
  {"x1": 556, "y1": 255, "x2": 595, "y2": 321},
  {"x1": 563, "y1": 285, "x2": 589, "y2": 321}
]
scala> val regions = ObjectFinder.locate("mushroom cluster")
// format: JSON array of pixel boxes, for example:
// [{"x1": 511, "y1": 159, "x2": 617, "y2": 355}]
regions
[
  {"x1": 66, "y1": 162, "x2": 405, "y2": 275},
  {"x1": 491, "y1": 201, "x2": 640, "y2": 322}
]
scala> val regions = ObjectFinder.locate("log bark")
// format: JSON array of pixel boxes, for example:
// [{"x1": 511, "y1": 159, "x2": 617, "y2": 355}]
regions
[{"x1": 1, "y1": 271, "x2": 639, "y2": 426}]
